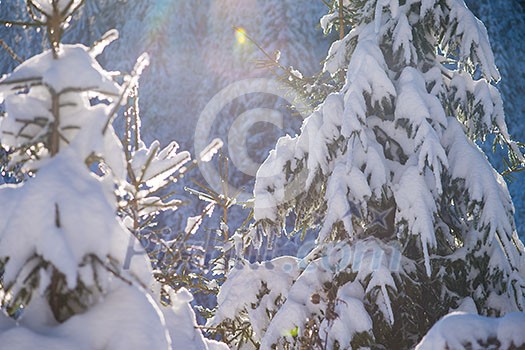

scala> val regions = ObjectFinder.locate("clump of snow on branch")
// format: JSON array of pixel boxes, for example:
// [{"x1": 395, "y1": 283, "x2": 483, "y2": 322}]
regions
[{"x1": 416, "y1": 312, "x2": 525, "y2": 349}]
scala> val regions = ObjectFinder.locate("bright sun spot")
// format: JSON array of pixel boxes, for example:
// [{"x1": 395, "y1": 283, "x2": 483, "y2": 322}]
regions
[{"x1": 235, "y1": 27, "x2": 247, "y2": 44}]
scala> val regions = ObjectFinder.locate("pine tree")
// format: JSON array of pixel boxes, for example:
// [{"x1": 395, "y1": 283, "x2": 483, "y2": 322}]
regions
[
  {"x1": 0, "y1": 2, "x2": 227, "y2": 349},
  {"x1": 212, "y1": 0, "x2": 525, "y2": 348}
]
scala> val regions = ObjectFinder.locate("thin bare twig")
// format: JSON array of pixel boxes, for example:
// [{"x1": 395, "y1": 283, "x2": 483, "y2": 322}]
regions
[
  {"x1": 0, "y1": 19, "x2": 43, "y2": 27},
  {"x1": 0, "y1": 39, "x2": 23, "y2": 63},
  {"x1": 339, "y1": 0, "x2": 345, "y2": 40}
]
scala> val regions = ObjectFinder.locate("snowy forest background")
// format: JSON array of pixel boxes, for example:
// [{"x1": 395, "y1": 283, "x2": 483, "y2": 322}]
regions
[
  {"x1": 2, "y1": 0, "x2": 524, "y2": 238},
  {"x1": 0, "y1": 0, "x2": 525, "y2": 349}
]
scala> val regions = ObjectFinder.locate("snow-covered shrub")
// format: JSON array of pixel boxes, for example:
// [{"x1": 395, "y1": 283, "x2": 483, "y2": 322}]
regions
[
  {"x1": 213, "y1": 0, "x2": 525, "y2": 348},
  {"x1": 0, "y1": 1, "x2": 226, "y2": 349},
  {"x1": 118, "y1": 84, "x2": 225, "y2": 300}
]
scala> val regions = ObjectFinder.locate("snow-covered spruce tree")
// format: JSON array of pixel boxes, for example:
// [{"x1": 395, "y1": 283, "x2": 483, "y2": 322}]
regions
[
  {"x1": 211, "y1": 0, "x2": 525, "y2": 348},
  {"x1": 0, "y1": 1, "x2": 226, "y2": 349}
]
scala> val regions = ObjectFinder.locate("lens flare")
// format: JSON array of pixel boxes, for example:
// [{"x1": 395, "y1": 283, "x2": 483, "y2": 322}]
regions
[{"x1": 235, "y1": 27, "x2": 247, "y2": 45}]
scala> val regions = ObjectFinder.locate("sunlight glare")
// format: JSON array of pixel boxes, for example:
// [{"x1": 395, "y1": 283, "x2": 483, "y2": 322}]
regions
[{"x1": 235, "y1": 27, "x2": 247, "y2": 45}]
